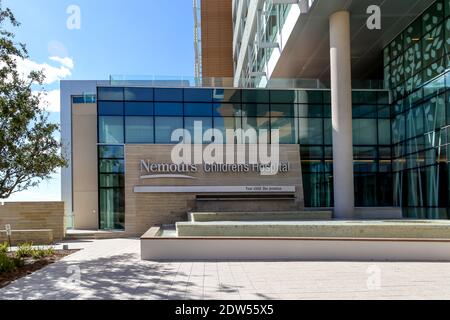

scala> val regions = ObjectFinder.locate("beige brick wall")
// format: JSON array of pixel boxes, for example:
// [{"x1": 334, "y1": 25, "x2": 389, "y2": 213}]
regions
[
  {"x1": 0, "y1": 202, "x2": 65, "y2": 241},
  {"x1": 0, "y1": 230, "x2": 53, "y2": 245},
  {"x1": 124, "y1": 145, "x2": 303, "y2": 236},
  {"x1": 72, "y1": 103, "x2": 98, "y2": 230}
]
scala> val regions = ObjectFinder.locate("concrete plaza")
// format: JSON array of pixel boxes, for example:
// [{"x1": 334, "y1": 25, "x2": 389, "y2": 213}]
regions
[{"x1": 1, "y1": 238, "x2": 450, "y2": 300}]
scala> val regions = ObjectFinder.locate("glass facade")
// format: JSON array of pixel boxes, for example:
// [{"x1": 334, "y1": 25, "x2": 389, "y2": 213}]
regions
[
  {"x1": 97, "y1": 87, "x2": 392, "y2": 229},
  {"x1": 98, "y1": 145, "x2": 125, "y2": 230},
  {"x1": 384, "y1": 0, "x2": 450, "y2": 219}
]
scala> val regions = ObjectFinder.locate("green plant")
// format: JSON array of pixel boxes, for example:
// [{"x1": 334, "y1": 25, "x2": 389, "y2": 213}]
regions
[
  {"x1": 31, "y1": 246, "x2": 55, "y2": 259},
  {"x1": 0, "y1": 252, "x2": 16, "y2": 273},
  {"x1": 0, "y1": 242, "x2": 8, "y2": 254},
  {"x1": 15, "y1": 242, "x2": 35, "y2": 258},
  {"x1": 43, "y1": 247, "x2": 55, "y2": 256}
]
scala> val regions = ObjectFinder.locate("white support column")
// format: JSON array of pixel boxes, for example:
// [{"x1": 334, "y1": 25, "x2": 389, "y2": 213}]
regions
[{"x1": 329, "y1": 11, "x2": 355, "y2": 219}]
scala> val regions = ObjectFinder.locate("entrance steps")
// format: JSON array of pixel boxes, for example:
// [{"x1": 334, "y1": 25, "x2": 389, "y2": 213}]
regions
[
  {"x1": 65, "y1": 229, "x2": 127, "y2": 240},
  {"x1": 194, "y1": 194, "x2": 300, "y2": 212},
  {"x1": 188, "y1": 210, "x2": 332, "y2": 222},
  {"x1": 176, "y1": 220, "x2": 450, "y2": 239}
]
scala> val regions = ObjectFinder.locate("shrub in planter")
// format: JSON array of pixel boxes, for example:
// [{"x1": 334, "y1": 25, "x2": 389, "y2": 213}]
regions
[
  {"x1": 0, "y1": 252, "x2": 16, "y2": 273},
  {"x1": 15, "y1": 243, "x2": 35, "y2": 259},
  {"x1": 0, "y1": 242, "x2": 8, "y2": 254}
]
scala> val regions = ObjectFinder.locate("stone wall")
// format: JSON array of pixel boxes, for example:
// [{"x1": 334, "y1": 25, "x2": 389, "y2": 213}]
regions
[
  {"x1": 125, "y1": 144, "x2": 303, "y2": 236},
  {"x1": 0, "y1": 202, "x2": 65, "y2": 242}
]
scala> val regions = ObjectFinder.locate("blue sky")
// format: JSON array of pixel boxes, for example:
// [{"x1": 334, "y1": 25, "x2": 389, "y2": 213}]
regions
[{"x1": 3, "y1": 0, "x2": 194, "y2": 201}]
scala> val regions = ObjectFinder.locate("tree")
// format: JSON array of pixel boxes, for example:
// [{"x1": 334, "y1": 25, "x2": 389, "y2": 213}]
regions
[{"x1": 0, "y1": 4, "x2": 67, "y2": 199}]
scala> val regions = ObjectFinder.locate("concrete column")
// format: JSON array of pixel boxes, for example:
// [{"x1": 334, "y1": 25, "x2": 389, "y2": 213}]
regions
[{"x1": 329, "y1": 11, "x2": 355, "y2": 219}]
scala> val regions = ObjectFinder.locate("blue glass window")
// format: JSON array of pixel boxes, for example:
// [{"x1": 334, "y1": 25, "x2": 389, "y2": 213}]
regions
[
  {"x1": 214, "y1": 117, "x2": 241, "y2": 143},
  {"x1": 125, "y1": 102, "x2": 153, "y2": 116},
  {"x1": 212, "y1": 89, "x2": 241, "y2": 103},
  {"x1": 154, "y1": 102, "x2": 183, "y2": 116},
  {"x1": 98, "y1": 102, "x2": 123, "y2": 115},
  {"x1": 124, "y1": 87, "x2": 153, "y2": 101},
  {"x1": 99, "y1": 159, "x2": 125, "y2": 173},
  {"x1": 213, "y1": 103, "x2": 241, "y2": 117},
  {"x1": 154, "y1": 88, "x2": 183, "y2": 102},
  {"x1": 184, "y1": 103, "x2": 213, "y2": 117},
  {"x1": 242, "y1": 104, "x2": 270, "y2": 117},
  {"x1": 184, "y1": 117, "x2": 213, "y2": 143},
  {"x1": 155, "y1": 117, "x2": 183, "y2": 143},
  {"x1": 98, "y1": 87, "x2": 124, "y2": 101},
  {"x1": 298, "y1": 104, "x2": 323, "y2": 118},
  {"x1": 270, "y1": 90, "x2": 298, "y2": 103},
  {"x1": 99, "y1": 116, "x2": 124, "y2": 144},
  {"x1": 125, "y1": 117, "x2": 154, "y2": 143},
  {"x1": 184, "y1": 89, "x2": 212, "y2": 102},
  {"x1": 270, "y1": 104, "x2": 297, "y2": 118},
  {"x1": 99, "y1": 146, "x2": 124, "y2": 159},
  {"x1": 242, "y1": 90, "x2": 269, "y2": 103}
]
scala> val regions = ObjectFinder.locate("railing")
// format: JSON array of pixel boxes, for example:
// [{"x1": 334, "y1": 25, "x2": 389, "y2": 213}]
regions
[{"x1": 109, "y1": 75, "x2": 386, "y2": 90}]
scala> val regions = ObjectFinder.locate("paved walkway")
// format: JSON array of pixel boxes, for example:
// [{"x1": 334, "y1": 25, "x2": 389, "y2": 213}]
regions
[{"x1": 1, "y1": 239, "x2": 450, "y2": 300}]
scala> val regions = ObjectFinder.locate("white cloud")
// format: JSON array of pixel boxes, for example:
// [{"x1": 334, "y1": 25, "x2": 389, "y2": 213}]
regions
[
  {"x1": 49, "y1": 56, "x2": 74, "y2": 69},
  {"x1": 37, "y1": 89, "x2": 61, "y2": 113},
  {"x1": 14, "y1": 55, "x2": 74, "y2": 84}
]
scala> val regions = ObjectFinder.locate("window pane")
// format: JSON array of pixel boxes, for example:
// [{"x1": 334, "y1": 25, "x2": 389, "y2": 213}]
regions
[
  {"x1": 242, "y1": 117, "x2": 270, "y2": 143},
  {"x1": 99, "y1": 174, "x2": 124, "y2": 188},
  {"x1": 242, "y1": 90, "x2": 269, "y2": 103},
  {"x1": 378, "y1": 105, "x2": 391, "y2": 118},
  {"x1": 124, "y1": 102, "x2": 153, "y2": 116},
  {"x1": 352, "y1": 105, "x2": 377, "y2": 118},
  {"x1": 270, "y1": 104, "x2": 297, "y2": 117},
  {"x1": 98, "y1": 102, "x2": 123, "y2": 115},
  {"x1": 301, "y1": 146, "x2": 323, "y2": 159},
  {"x1": 353, "y1": 119, "x2": 377, "y2": 145},
  {"x1": 324, "y1": 118, "x2": 332, "y2": 145},
  {"x1": 124, "y1": 87, "x2": 153, "y2": 101},
  {"x1": 299, "y1": 104, "x2": 322, "y2": 117},
  {"x1": 184, "y1": 89, "x2": 212, "y2": 102},
  {"x1": 154, "y1": 88, "x2": 183, "y2": 102},
  {"x1": 424, "y1": 95, "x2": 446, "y2": 131},
  {"x1": 378, "y1": 119, "x2": 391, "y2": 145},
  {"x1": 184, "y1": 103, "x2": 213, "y2": 116},
  {"x1": 212, "y1": 89, "x2": 241, "y2": 103},
  {"x1": 422, "y1": 0, "x2": 444, "y2": 33},
  {"x1": 184, "y1": 117, "x2": 213, "y2": 143},
  {"x1": 125, "y1": 116, "x2": 154, "y2": 143},
  {"x1": 403, "y1": 17, "x2": 422, "y2": 49},
  {"x1": 99, "y1": 188, "x2": 125, "y2": 230},
  {"x1": 296, "y1": 91, "x2": 323, "y2": 104},
  {"x1": 352, "y1": 91, "x2": 377, "y2": 104},
  {"x1": 98, "y1": 87, "x2": 124, "y2": 101},
  {"x1": 271, "y1": 117, "x2": 297, "y2": 144},
  {"x1": 155, "y1": 117, "x2": 183, "y2": 143},
  {"x1": 299, "y1": 118, "x2": 323, "y2": 145},
  {"x1": 213, "y1": 103, "x2": 241, "y2": 117},
  {"x1": 214, "y1": 117, "x2": 241, "y2": 143},
  {"x1": 270, "y1": 90, "x2": 298, "y2": 103},
  {"x1": 99, "y1": 116, "x2": 124, "y2": 144},
  {"x1": 99, "y1": 146, "x2": 124, "y2": 159},
  {"x1": 154, "y1": 102, "x2": 183, "y2": 116},
  {"x1": 242, "y1": 104, "x2": 270, "y2": 117},
  {"x1": 99, "y1": 159, "x2": 125, "y2": 173}
]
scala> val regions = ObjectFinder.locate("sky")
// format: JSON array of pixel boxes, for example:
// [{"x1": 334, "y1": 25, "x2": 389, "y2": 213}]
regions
[{"x1": 2, "y1": 0, "x2": 195, "y2": 201}]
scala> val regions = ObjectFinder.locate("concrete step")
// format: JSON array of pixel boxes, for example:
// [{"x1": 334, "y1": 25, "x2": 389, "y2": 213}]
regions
[
  {"x1": 65, "y1": 230, "x2": 127, "y2": 240},
  {"x1": 195, "y1": 199, "x2": 300, "y2": 212},
  {"x1": 176, "y1": 220, "x2": 450, "y2": 239},
  {"x1": 188, "y1": 211, "x2": 332, "y2": 222}
]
